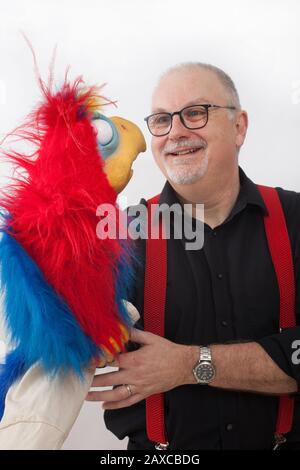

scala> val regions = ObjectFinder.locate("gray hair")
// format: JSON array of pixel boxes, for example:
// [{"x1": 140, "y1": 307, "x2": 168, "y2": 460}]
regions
[{"x1": 159, "y1": 62, "x2": 241, "y2": 116}]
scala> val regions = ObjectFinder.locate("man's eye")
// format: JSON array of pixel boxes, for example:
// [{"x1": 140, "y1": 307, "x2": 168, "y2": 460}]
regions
[
  {"x1": 185, "y1": 108, "x2": 206, "y2": 118},
  {"x1": 154, "y1": 115, "x2": 170, "y2": 126}
]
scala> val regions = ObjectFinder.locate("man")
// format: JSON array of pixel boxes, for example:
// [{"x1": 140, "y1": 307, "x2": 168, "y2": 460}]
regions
[{"x1": 86, "y1": 63, "x2": 300, "y2": 450}]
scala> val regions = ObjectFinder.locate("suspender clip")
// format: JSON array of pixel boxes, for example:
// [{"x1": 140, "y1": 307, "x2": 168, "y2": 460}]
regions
[
  {"x1": 273, "y1": 433, "x2": 287, "y2": 450},
  {"x1": 155, "y1": 442, "x2": 169, "y2": 451}
]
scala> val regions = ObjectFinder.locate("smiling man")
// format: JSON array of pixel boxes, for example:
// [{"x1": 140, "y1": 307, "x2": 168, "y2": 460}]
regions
[{"x1": 86, "y1": 63, "x2": 300, "y2": 450}]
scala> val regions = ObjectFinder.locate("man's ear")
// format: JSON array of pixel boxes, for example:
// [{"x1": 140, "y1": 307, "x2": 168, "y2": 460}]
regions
[{"x1": 235, "y1": 110, "x2": 248, "y2": 148}]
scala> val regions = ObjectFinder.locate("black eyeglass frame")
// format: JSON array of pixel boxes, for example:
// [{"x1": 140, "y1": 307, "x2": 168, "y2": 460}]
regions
[{"x1": 144, "y1": 104, "x2": 237, "y2": 136}]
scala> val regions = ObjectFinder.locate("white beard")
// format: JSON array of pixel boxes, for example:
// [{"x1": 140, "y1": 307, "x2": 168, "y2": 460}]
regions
[{"x1": 165, "y1": 150, "x2": 209, "y2": 185}]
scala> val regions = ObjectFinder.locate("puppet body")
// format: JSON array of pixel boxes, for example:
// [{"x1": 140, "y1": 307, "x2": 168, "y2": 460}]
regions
[{"x1": 0, "y1": 77, "x2": 146, "y2": 425}]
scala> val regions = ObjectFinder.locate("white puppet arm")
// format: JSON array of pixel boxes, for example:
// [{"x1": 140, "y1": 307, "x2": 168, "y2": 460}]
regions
[
  {"x1": 0, "y1": 364, "x2": 95, "y2": 450},
  {"x1": 0, "y1": 300, "x2": 139, "y2": 450}
]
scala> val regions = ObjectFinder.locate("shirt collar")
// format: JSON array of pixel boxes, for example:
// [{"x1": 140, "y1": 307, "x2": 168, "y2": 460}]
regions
[{"x1": 158, "y1": 166, "x2": 268, "y2": 220}]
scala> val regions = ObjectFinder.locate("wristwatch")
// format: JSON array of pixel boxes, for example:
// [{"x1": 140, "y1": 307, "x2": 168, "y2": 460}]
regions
[{"x1": 193, "y1": 346, "x2": 215, "y2": 384}]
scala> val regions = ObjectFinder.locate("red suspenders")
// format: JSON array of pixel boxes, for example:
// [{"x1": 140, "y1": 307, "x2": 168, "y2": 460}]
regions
[
  {"x1": 144, "y1": 186, "x2": 296, "y2": 450},
  {"x1": 143, "y1": 194, "x2": 168, "y2": 449},
  {"x1": 257, "y1": 185, "x2": 296, "y2": 448}
]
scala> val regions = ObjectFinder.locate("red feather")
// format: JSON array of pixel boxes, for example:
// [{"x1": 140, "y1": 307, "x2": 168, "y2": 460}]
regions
[{"x1": 1, "y1": 79, "x2": 128, "y2": 354}]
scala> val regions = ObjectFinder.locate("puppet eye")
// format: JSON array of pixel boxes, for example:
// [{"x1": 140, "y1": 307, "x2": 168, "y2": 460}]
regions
[
  {"x1": 92, "y1": 113, "x2": 119, "y2": 160},
  {"x1": 92, "y1": 119, "x2": 114, "y2": 145}
]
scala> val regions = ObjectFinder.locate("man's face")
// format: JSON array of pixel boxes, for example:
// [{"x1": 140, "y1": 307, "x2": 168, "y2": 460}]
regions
[{"x1": 150, "y1": 68, "x2": 247, "y2": 188}]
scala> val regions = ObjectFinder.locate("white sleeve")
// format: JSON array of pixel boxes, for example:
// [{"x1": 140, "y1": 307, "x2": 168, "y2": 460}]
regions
[
  {"x1": 0, "y1": 299, "x2": 139, "y2": 449},
  {"x1": 0, "y1": 363, "x2": 95, "y2": 450},
  {"x1": 0, "y1": 294, "x2": 95, "y2": 450}
]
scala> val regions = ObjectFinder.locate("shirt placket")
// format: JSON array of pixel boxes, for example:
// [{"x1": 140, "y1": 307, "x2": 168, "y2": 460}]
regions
[{"x1": 203, "y1": 225, "x2": 240, "y2": 449}]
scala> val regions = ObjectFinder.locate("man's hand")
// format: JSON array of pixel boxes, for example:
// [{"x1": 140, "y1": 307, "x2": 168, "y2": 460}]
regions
[{"x1": 85, "y1": 328, "x2": 198, "y2": 410}]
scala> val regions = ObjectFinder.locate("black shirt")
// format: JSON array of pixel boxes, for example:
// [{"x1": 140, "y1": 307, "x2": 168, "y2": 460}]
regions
[{"x1": 104, "y1": 167, "x2": 300, "y2": 450}]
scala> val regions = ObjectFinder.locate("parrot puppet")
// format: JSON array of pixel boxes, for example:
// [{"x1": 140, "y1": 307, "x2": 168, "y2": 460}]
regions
[{"x1": 0, "y1": 74, "x2": 146, "y2": 448}]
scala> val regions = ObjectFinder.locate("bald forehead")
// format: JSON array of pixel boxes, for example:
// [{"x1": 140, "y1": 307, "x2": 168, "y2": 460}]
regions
[{"x1": 151, "y1": 68, "x2": 228, "y2": 113}]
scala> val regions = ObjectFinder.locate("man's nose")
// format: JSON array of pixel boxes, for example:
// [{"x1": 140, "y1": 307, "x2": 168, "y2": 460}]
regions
[{"x1": 168, "y1": 114, "x2": 190, "y2": 139}]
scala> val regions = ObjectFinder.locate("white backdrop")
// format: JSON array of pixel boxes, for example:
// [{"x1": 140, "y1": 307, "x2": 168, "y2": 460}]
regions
[{"x1": 0, "y1": 0, "x2": 299, "y2": 450}]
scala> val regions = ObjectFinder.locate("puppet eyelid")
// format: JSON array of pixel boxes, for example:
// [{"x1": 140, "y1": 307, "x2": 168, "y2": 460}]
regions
[
  {"x1": 91, "y1": 114, "x2": 120, "y2": 160},
  {"x1": 92, "y1": 119, "x2": 114, "y2": 146}
]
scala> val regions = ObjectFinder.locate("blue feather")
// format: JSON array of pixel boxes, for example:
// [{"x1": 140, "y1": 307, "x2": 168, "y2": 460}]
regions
[
  {"x1": 115, "y1": 242, "x2": 135, "y2": 327},
  {"x1": 0, "y1": 349, "x2": 26, "y2": 420},
  {"x1": 0, "y1": 231, "x2": 100, "y2": 378},
  {"x1": 0, "y1": 213, "x2": 139, "y2": 420},
  {"x1": 115, "y1": 214, "x2": 140, "y2": 327}
]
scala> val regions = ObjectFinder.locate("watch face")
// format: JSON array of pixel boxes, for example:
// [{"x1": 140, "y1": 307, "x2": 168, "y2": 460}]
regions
[{"x1": 194, "y1": 362, "x2": 215, "y2": 384}]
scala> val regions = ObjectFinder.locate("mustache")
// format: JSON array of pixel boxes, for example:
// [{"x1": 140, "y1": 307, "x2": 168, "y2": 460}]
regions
[{"x1": 163, "y1": 139, "x2": 207, "y2": 155}]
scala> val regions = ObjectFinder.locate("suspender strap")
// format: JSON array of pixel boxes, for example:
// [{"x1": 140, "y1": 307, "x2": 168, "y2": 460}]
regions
[
  {"x1": 144, "y1": 195, "x2": 169, "y2": 448},
  {"x1": 257, "y1": 185, "x2": 296, "y2": 441},
  {"x1": 144, "y1": 186, "x2": 296, "y2": 448}
]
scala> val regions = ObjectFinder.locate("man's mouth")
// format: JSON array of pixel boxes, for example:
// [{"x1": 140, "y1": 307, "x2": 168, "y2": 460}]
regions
[{"x1": 166, "y1": 147, "x2": 204, "y2": 156}]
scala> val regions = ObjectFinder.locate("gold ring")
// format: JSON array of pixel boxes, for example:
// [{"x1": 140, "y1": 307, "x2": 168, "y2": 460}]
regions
[{"x1": 125, "y1": 384, "x2": 133, "y2": 397}]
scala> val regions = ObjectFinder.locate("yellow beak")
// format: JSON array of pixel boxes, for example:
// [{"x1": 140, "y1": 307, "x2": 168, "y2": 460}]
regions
[{"x1": 103, "y1": 116, "x2": 146, "y2": 194}]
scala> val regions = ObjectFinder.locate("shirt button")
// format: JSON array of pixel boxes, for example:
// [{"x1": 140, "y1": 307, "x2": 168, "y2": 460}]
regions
[
  {"x1": 221, "y1": 320, "x2": 228, "y2": 327},
  {"x1": 212, "y1": 231, "x2": 217, "y2": 237},
  {"x1": 226, "y1": 423, "x2": 234, "y2": 431},
  {"x1": 217, "y1": 273, "x2": 223, "y2": 279}
]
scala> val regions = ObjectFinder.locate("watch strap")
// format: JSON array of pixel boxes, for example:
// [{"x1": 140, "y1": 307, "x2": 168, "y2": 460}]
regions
[{"x1": 199, "y1": 346, "x2": 211, "y2": 363}]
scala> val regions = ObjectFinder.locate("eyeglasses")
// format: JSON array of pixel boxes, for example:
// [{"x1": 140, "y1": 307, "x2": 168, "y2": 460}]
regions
[{"x1": 144, "y1": 104, "x2": 237, "y2": 137}]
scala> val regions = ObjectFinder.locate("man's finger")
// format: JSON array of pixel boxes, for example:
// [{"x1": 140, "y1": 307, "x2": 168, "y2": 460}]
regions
[
  {"x1": 102, "y1": 393, "x2": 144, "y2": 410},
  {"x1": 90, "y1": 370, "x2": 127, "y2": 388},
  {"x1": 129, "y1": 327, "x2": 157, "y2": 344},
  {"x1": 86, "y1": 385, "x2": 129, "y2": 403}
]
